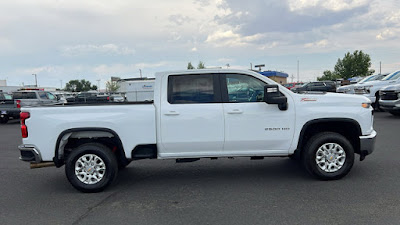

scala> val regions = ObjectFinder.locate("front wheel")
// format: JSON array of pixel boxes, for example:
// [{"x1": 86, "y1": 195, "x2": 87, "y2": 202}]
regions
[
  {"x1": 302, "y1": 132, "x2": 354, "y2": 180},
  {"x1": 374, "y1": 94, "x2": 383, "y2": 112},
  {"x1": 65, "y1": 143, "x2": 118, "y2": 193},
  {"x1": 0, "y1": 116, "x2": 9, "y2": 124}
]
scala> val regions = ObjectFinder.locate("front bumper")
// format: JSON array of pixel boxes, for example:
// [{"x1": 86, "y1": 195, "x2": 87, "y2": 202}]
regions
[
  {"x1": 364, "y1": 95, "x2": 376, "y2": 103},
  {"x1": 18, "y1": 144, "x2": 42, "y2": 163},
  {"x1": 379, "y1": 100, "x2": 400, "y2": 112},
  {"x1": 0, "y1": 109, "x2": 20, "y2": 118},
  {"x1": 359, "y1": 130, "x2": 377, "y2": 160}
]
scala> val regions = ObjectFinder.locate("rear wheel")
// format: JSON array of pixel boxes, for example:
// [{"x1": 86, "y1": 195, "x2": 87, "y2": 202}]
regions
[
  {"x1": 65, "y1": 143, "x2": 118, "y2": 193},
  {"x1": 302, "y1": 132, "x2": 354, "y2": 180},
  {"x1": 0, "y1": 116, "x2": 9, "y2": 124},
  {"x1": 389, "y1": 111, "x2": 400, "y2": 116}
]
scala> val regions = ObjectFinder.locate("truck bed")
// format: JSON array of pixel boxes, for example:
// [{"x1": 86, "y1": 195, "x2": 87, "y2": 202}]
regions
[
  {"x1": 22, "y1": 103, "x2": 156, "y2": 161},
  {"x1": 25, "y1": 101, "x2": 154, "y2": 107}
]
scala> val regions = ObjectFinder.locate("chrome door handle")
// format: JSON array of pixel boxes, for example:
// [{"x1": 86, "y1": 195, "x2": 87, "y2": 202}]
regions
[
  {"x1": 164, "y1": 111, "x2": 180, "y2": 116},
  {"x1": 227, "y1": 109, "x2": 243, "y2": 114}
]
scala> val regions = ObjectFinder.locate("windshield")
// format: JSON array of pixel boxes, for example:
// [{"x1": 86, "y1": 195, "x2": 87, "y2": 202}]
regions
[
  {"x1": 0, "y1": 93, "x2": 13, "y2": 100},
  {"x1": 298, "y1": 83, "x2": 309, "y2": 87},
  {"x1": 283, "y1": 83, "x2": 293, "y2": 87},
  {"x1": 358, "y1": 75, "x2": 376, "y2": 83},
  {"x1": 382, "y1": 71, "x2": 400, "y2": 81}
]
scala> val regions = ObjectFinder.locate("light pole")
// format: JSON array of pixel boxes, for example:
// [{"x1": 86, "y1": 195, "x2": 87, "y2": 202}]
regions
[
  {"x1": 32, "y1": 74, "x2": 37, "y2": 87},
  {"x1": 96, "y1": 79, "x2": 100, "y2": 91}
]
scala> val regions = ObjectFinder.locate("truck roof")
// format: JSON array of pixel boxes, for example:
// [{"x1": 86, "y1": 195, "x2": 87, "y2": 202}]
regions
[{"x1": 154, "y1": 69, "x2": 259, "y2": 77}]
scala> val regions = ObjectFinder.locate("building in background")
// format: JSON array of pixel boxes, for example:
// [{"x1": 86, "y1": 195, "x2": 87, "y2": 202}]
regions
[{"x1": 258, "y1": 71, "x2": 288, "y2": 84}]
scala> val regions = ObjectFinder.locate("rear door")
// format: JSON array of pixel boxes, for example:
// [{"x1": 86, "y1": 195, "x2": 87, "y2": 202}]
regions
[{"x1": 159, "y1": 73, "x2": 224, "y2": 157}]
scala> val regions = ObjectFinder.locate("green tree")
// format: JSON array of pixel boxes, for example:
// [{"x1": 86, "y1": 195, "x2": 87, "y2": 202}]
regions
[
  {"x1": 317, "y1": 70, "x2": 340, "y2": 81},
  {"x1": 197, "y1": 61, "x2": 205, "y2": 69},
  {"x1": 106, "y1": 80, "x2": 120, "y2": 92},
  {"x1": 333, "y1": 50, "x2": 375, "y2": 79},
  {"x1": 187, "y1": 62, "x2": 195, "y2": 69},
  {"x1": 65, "y1": 79, "x2": 97, "y2": 92}
]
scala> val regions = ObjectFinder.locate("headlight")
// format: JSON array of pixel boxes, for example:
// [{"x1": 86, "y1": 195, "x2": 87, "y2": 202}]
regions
[
  {"x1": 362, "y1": 103, "x2": 371, "y2": 108},
  {"x1": 364, "y1": 85, "x2": 373, "y2": 94}
]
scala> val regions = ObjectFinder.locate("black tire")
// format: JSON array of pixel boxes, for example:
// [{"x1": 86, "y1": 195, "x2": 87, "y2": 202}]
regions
[
  {"x1": 389, "y1": 111, "x2": 400, "y2": 116},
  {"x1": 374, "y1": 94, "x2": 383, "y2": 112},
  {"x1": 0, "y1": 117, "x2": 9, "y2": 124},
  {"x1": 302, "y1": 132, "x2": 354, "y2": 180},
  {"x1": 65, "y1": 143, "x2": 118, "y2": 193},
  {"x1": 288, "y1": 150, "x2": 300, "y2": 161},
  {"x1": 118, "y1": 161, "x2": 131, "y2": 171}
]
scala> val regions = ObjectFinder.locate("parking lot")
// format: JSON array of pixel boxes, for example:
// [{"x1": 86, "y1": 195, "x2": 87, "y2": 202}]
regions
[{"x1": 0, "y1": 112, "x2": 399, "y2": 225}]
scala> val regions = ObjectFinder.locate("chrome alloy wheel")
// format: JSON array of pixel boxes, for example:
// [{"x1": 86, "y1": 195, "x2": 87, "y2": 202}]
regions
[
  {"x1": 75, "y1": 154, "x2": 106, "y2": 184},
  {"x1": 315, "y1": 143, "x2": 346, "y2": 173}
]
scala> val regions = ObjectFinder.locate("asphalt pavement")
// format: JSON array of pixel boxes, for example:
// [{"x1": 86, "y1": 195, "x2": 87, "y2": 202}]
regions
[{"x1": 0, "y1": 112, "x2": 399, "y2": 225}]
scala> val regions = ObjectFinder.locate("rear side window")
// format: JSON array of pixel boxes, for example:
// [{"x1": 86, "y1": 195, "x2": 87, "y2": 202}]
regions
[
  {"x1": 12, "y1": 92, "x2": 37, "y2": 99},
  {"x1": 168, "y1": 74, "x2": 218, "y2": 104}
]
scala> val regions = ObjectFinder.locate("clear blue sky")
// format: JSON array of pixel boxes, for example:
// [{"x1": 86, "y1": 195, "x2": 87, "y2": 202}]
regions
[{"x1": 0, "y1": 0, "x2": 399, "y2": 88}]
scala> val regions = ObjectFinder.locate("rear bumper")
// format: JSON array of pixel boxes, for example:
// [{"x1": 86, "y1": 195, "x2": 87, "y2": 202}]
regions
[
  {"x1": 359, "y1": 130, "x2": 377, "y2": 160},
  {"x1": 18, "y1": 144, "x2": 42, "y2": 163}
]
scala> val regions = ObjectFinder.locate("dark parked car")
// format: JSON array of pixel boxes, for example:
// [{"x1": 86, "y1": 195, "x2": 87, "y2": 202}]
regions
[
  {"x1": 0, "y1": 92, "x2": 19, "y2": 124},
  {"x1": 66, "y1": 92, "x2": 110, "y2": 103},
  {"x1": 291, "y1": 81, "x2": 336, "y2": 93}
]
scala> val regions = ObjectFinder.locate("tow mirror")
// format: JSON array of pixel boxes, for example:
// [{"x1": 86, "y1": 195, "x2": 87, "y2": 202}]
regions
[{"x1": 264, "y1": 85, "x2": 288, "y2": 110}]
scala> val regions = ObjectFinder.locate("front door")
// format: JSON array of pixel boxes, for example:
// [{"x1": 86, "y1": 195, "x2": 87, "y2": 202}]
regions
[
  {"x1": 159, "y1": 73, "x2": 224, "y2": 158},
  {"x1": 221, "y1": 73, "x2": 295, "y2": 155}
]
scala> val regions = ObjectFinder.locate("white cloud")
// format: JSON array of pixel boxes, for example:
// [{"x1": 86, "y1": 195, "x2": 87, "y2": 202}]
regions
[
  {"x1": 259, "y1": 42, "x2": 279, "y2": 50},
  {"x1": 61, "y1": 44, "x2": 135, "y2": 56},
  {"x1": 288, "y1": 0, "x2": 370, "y2": 12},
  {"x1": 376, "y1": 29, "x2": 396, "y2": 40},
  {"x1": 205, "y1": 30, "x2": 264, "y2": 47},
  {"x1": 304, "y1": 39, "x2": 330, "y2": 48},
  {"x1": 93, "y1": 62, "x2": 168, "y2": 75}
]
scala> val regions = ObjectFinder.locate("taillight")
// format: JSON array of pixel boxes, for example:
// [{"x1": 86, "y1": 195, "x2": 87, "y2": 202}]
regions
[
  {"x1": 107, "y1": 96, "x2": 110, "y2": 101},
  {"x1": 20, "y1": 112, "x2": 30, "y2": 138},
  {"x1": 16, "y1": 100, "x2": 21, "y2": 108}
]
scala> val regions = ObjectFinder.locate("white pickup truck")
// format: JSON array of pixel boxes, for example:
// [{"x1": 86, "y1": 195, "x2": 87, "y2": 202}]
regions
[{"x1": 18, "y1": 69, "x2": 376, "y2": 192}]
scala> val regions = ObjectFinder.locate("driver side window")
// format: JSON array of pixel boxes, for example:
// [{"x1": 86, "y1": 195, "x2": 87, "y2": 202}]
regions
[{"x1": 226, "y1": 74, "x2": 265, "y2": 103}]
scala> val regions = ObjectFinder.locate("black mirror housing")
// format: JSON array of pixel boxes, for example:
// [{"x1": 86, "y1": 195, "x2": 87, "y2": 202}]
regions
[{"x1": 264, "y1": 85, "x2": 288, "y2": 110}]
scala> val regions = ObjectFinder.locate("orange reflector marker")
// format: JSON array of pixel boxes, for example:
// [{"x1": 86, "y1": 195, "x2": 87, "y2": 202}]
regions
[{"x1": 362, "y1": 103, "x2": 371, "y2": 108}]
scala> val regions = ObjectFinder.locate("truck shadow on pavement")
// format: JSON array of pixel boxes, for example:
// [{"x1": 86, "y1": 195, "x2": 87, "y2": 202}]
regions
[{"x1": 115, "y1": 158, "x2": 311, "y2": 188}]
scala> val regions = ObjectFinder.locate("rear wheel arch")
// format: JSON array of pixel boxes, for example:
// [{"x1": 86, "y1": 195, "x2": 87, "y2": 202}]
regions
[
  {"x1": 54, "y1": 128, "x2": 129, "y2": 168},
  {"x1": 296, "y1": 118, "x2": 362, "y2": 156}
]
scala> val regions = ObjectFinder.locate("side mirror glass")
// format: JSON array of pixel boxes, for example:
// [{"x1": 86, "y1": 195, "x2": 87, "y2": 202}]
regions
[{"x1": 264, "y1": 85, "x2": 288, "y2": 110}]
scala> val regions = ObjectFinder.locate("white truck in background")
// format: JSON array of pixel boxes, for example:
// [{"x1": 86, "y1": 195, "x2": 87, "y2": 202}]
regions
[
  {"x1": 18, "y1": 69, "x2": 376, "y2": 192},
  {"x1": 353, "y1": 70, "x2": 400, "y2": 110},
  {"x1": 117, "y1": 78, "x2": 155, "y2": 102}
]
